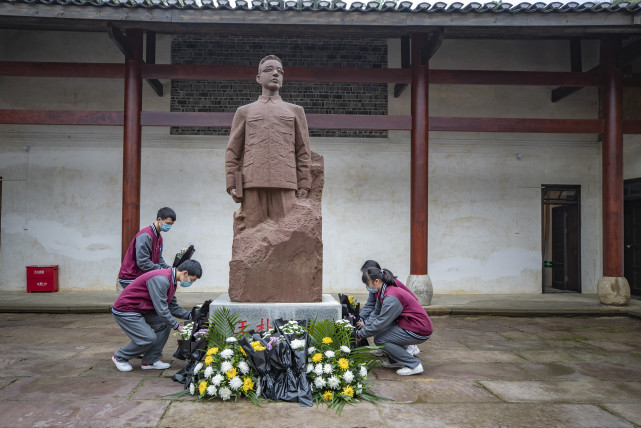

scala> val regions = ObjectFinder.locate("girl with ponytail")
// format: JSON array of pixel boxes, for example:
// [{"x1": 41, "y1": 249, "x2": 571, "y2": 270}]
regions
[{"x1": 355, "y1": 267, "x2": 433, "y2": 376}]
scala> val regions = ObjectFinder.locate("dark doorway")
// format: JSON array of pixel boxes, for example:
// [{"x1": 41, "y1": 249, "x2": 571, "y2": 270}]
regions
[
  {"x1": 624, "y1": 178, "x2": 641, "y2": 299},
  {"x1": 542, "y1": 185, "x2": 581, "y2": 293}
]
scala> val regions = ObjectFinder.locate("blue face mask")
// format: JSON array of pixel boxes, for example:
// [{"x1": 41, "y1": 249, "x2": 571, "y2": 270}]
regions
[
  {"x1": 366, "y1": 286, "x2": 377, "y2": 293},
  {"x1": 180, "y1": 279, "x2": 193, "y2": 288},
  {"x1": 160, "y1": 223, "x2": 172, "y2": 232}
]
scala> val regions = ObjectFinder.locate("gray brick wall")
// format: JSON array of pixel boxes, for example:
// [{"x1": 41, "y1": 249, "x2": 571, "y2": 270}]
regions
[{"x1": 170, "y1": 35, "x2": 387, "y2": 138}]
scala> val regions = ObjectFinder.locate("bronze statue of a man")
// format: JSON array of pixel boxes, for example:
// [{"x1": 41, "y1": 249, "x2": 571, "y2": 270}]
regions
[{"x1": 225, "y1": 55, "x2": 312, "y2": 229}]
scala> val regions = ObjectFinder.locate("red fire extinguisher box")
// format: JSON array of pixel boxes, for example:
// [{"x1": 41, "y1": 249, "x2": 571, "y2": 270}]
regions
[{"x1": 26, "y1": 265, "x2": 59, "y2": 292}]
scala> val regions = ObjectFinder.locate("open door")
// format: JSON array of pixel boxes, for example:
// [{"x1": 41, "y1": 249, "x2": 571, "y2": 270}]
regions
[
  {"x1": 542, "y1": 185, "x2": 581, "y2": 293},
  {"x1": 624, "y1": 178, "x2": 641, "y2": 298}
]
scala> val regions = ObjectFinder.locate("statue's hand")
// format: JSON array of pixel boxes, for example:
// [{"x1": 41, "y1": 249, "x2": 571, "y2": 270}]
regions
[
  {"x1": 296, "y1": 189, "x2": 309, "y2": 199},
  {"x1": 230, "y1": 188, "x2": 242, "y2": 203}
]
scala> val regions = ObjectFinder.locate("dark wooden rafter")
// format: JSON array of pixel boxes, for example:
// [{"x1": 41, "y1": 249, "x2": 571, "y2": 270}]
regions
[
  {"x1": 394, "y1": 30, "x2": 444, "y2": 98},
  {"x1": 552, "y1": 37, "x2": 641, "y2": 103},
  {"x1": 107, "y1": 24, "x2": 162, "y2": 96}
]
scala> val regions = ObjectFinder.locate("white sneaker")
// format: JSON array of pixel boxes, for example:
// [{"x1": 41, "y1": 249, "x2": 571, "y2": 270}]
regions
[
  {"x1": 141, "y1": 360, "x2": 171, "y2": 370},
  {"x1": 396, "y1": 363, "x2": 424, "y2": 376},
  {"x1": 380, "y1": 361, "x2": 404, "y2": 368},
  {"x1": 112, "y1": 355, "x2": 133, "y2": 372},
  {"x1": 406, "y1": 344, "x2": 420, "y2": 356}
]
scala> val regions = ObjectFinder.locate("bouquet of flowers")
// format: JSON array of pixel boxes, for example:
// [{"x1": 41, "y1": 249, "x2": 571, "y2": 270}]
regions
[
  {"x1": 188, "y1": 336, "x2": 260, "y2": 404},
  {"x1": 306, "y1": 318, "x2": 384, "y2": 413},
  {"x1": 338, "y1": 293, "x2": 361, "y2": 324}
]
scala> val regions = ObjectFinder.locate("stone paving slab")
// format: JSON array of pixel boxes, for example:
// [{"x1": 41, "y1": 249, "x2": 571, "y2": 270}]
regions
[
  {"x1": 1, "y1": 313, "x2": 641, "y2": 427},
  {"x1": 479, "y1": 380, "x2": 641, "y2": 403},
  {"x1": 603, "y1": 404, "x2": 641, "y2": 426},
  {"x1": 376, "y1": 402, "x2": 634, "y2": 428},
  {"x1": 0, "y1": 400, "x2": 169, "y2": 427},
  {"x1": 159, "y1": 401, "x2": 386, "y2": 427}
]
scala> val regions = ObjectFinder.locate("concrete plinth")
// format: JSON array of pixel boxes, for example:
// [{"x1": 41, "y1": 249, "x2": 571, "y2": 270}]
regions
[
  {"x1": 407, "y1": 274, "x2": 433, "y2": 306},
  {"x1": 209, "y1": 293, "x2": 342, "y2": 331},
  {"x1": 597, "y1": 276, "x2": 630, "y2": 306}
]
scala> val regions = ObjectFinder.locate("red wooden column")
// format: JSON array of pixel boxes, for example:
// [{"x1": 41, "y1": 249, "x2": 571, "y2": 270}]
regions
[
  {"x1": 601, "y1": 37, "x2": 624, "y2": 277},
  {"x1": 410, "y1": 34, "x2": 429, "y2": 276},
  {"x1": 598, "y1": 37, "x2": 630, "y2": 305},
  {"x1": 121, "y1": 29, "x2": 143, "y2": 260}
]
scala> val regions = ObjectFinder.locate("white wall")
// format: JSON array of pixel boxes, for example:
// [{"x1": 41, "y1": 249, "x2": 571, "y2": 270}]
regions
[{"x1": 1, "y1": 30, "x2": 635, "y2": 295}]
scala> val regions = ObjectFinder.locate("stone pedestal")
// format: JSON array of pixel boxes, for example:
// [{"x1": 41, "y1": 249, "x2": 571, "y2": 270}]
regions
[
  {"x1": 209, "y1": 293, "x2": 342, "y2": 331},
  {"x1": 228, "y1": 152, "x2": 324, "y2": 303},
  {"x1": 407, "y1": 274, "x2": 433, "y2": 306},
  {"x1": 597, "y1": 276, "x2": 630, "y2": 306}
]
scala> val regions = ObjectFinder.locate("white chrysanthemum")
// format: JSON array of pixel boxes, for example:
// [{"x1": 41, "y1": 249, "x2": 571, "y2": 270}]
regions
[
  {"x1": 290, "y1": 339, "x2": 306, "y2": 350},
  {"x1": 226, "y1": 337, "x2": 237, "y2": 343},
  {"x1": 212, "y1": 373, "x2": 224, "y2": 386},
  {"x1": 220, "y1": 348, "x2": 234, "y2": 360},
  {"x1": 308, "y1": 346, "x2": 316, "y2": 354},
  {"x1": 189, "y1": 383, "x2": 195, "y2": 395},
  {"x1": 238, "y1": 361, "x2": 250, "y2": 375},
  {"x1": 327, "y1": 376, "x2": 340, "y2": 389},
  {"x1": 323, "y1": 363, "x2": 333, "y2": 374},
  {"x1": 229, "y1": 376, "x2": 243, "y2": 391},
  {"x1": 314, "y1": 363, "x2": 324, "y2": 376},
  {"x1": 314, "y1": 376, "x2": 327, "y2": 388},
  {"x1": 206, "y1": 385, "x2": 217, "y2": 396},
  {"x1": 356, "y1": 383, "x2": 363, "y2": 395},
  {"x1": 219, "y1": 386, "x2": 232, "y2": 401},
  {"x1": 340, "y1": 346, "x2": 351, "y2": 354},
  {"x1": 360, "y1": 365, "x2": 368, "y2": 377},
  {"x1": 343, "y1": 370, "x2": 354, "y2": 384},
  {"x1": 193, "y1": 362, "x2": 203, "y2": 374},
  {"x1": 324, "y1": 350, "x2": 335, "y2": 359},
  {"x1": 220, "y1": 361, "x2": 233, "y2": 373},
  {"x1": 204, "y1": 366, "x2": 214, "y2": 378},
  {"x1": 306, "y1": 363, "x2": 313, "y2": 374}
]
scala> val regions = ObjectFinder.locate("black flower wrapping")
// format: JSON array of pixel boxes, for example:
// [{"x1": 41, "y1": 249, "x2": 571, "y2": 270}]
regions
[{"x1": 238, "y1": 334, "x2": 273, "y2": 398}]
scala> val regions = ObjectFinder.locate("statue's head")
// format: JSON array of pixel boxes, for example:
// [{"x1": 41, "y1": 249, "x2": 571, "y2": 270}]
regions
[{"x1": 256, "y1": 55, "x2": 284, "y2": 93}]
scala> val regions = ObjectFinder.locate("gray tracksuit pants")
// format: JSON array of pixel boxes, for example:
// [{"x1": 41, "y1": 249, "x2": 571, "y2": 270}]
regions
[
  {"x1": 374, "y1": 325, "x2": 429, "y2": 369},
  {"x1": 113, "y1": 312, "x2": 170, "y2": 365}
]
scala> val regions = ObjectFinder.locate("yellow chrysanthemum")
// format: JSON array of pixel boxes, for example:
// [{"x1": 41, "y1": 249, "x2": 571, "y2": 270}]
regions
[
  {"x1": 199, "y1": 381, "x2": 208, "y2": 395},
  {"x1": 348, "y1": 296, "x2": 354, "y2": 304},
  {"x1": 342, "y1": 385, "x2": 354, "y2": 397},
  {"x1": 204, "y1": 355, "x2": 213, "y2": 366},
  {"x1": 250, "y1": 341, "x2": 266, "y2": 352},
  {"x1": 338, "y1": 358, "x2": 349, "y2": 370},
  {"x1": 323, "y1": 390, "x2": 333, "y2": 402},
  {"x1": 206, "y1": 347, "x2": 219, "y2": 356},
  {"x1": 312, "y1": 352, "x2": 323, "y2": 363},
  {"x1": 226, "y1": 367, "x2": 237, "y2": 379},
  {"x1": 322, "y1": 337, "x2": 333, "y2": 345},
  {"x1": 242, "y1": 377, "x2": 255, "y2": 392}
]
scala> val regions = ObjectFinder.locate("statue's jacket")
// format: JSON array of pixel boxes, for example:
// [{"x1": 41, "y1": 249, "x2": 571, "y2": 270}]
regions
[{"x1": 225, "y1": 95, "x2": 312, "y2": 192}]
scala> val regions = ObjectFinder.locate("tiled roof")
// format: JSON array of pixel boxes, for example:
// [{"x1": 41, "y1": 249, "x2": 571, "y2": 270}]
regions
[{"x1": 1, "y1": 0, "x2": 640, "y2": 13}]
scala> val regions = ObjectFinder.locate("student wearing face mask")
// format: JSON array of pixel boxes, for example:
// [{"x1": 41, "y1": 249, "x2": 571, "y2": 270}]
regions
[
  {"x1": 356, "y1": 267, "x2": 432, "y2": 376},
  {"x1": 116, "y1": 207, "x2": 176, "y2": 294},
  {"x1": 357, "y1": 260, "x2": 420, "y2": 357},
  {"x1": 111, "y1": 260, "x2": 202, "y2": 372}
]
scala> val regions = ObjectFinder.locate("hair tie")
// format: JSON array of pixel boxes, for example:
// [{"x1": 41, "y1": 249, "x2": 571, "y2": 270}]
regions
[{"x1": 381, "y1": 269, "x2": 385, "y2": 274}]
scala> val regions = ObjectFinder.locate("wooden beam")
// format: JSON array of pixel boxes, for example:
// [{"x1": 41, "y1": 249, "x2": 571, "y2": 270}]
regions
[
  {"x1": 433, "y1": 70, "x2": 601, "y2": 87},
  {"x1": 107, "y1": 24, "x2": 134, "y2": 60},
  {"x1": 144, "y1": 31, "x2": 163, "y2": 97},
  {"x1": 393, "y1": 35, "x2": 411, "y2": 98},
  {"x1": 624, "y1": 120, "x2": 641, "y2": 134},
  {"x1": 0, "y1": 110, "x2": 123, "y2": 125},
  {"x1": 0, "y1": 62, "x2": 124, "y2": 78}
]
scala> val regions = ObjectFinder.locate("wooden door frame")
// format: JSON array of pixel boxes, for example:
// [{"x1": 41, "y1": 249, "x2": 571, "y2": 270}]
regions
[{"x1": 541, "y1": 184, "x2": 582, "y2": 293}]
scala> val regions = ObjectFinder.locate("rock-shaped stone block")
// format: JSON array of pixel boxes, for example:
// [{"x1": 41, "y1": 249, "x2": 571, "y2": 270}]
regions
[
  {"x1": 228, "y1": 152, "x2": 324, "y2": 302},
  {"x1": 597, "y1": 276, "x2": 630, "y2": 306}
]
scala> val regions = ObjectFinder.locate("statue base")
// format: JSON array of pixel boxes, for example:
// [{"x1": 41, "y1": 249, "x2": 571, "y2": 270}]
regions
[
  {"x1": 209, "y1": 293, "x2": 342, "y2": 332},
  {"x1": 407, "y1": 274, "x2": 433, "y2": 306},
  {"x1": 597, "y1": 276, "x2": 630, "y2": 306}
]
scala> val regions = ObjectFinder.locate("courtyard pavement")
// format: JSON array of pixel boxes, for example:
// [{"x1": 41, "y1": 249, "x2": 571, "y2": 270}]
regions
[{"x1": 1, "y1": 312, "x2": 641, "y2": 427}]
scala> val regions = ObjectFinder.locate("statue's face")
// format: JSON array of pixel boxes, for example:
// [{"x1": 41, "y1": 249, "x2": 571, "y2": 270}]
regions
[{"x1": 256, "y1": 59, "x2": 284, "y2": 92}]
